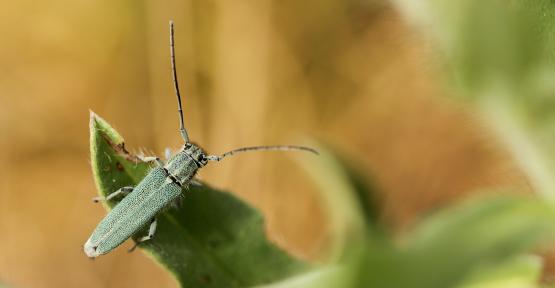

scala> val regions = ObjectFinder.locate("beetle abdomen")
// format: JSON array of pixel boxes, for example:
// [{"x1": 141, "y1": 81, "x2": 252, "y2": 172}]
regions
[{"x1": 84, "y1": 168, "x2": 182, "y2": 257}]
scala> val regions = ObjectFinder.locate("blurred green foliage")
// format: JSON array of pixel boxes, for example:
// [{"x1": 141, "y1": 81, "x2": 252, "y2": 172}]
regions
[
  {"x1": 259, "y1": 157, "x2": 555, "y2": 288},
  {"x1": 456, "y1": 255, "x2": 543, "y2": 288},
  {"x1": 397, "y1": 0, "x2": 555, "y2": 200}
]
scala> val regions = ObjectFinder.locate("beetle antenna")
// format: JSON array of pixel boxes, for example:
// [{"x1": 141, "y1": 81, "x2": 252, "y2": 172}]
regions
[
  {"x1": 206, "y1": 145, "x2": 319, "y2": 162},
  {"x1": 169, "y1": 20, "x2": 190, "y2": 143}
]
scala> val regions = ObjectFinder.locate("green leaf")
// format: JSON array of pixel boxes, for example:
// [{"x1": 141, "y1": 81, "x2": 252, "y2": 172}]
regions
[
  {"x1": 247, "y1": 195, "x2": 555, "y2": 288},
  {"x1": 356, "y1": 195, "x2": 555, "y2": 288},
  {"x1": 456, "y1": 255, "x2": 543, "y2": 288},
  {"x1": 89, "y1": 111, "x2": 311, "y2": 287}
]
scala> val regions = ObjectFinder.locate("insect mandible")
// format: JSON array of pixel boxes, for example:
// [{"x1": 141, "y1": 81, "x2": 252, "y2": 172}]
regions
[{"x1": 83, "y1": 21, "x2": 318, "y2": 258}]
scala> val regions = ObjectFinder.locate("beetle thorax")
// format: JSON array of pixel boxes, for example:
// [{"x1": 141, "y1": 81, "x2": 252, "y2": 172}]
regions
[{"x1": 163, "y1": 143, "x2": 207, "y2": 185}]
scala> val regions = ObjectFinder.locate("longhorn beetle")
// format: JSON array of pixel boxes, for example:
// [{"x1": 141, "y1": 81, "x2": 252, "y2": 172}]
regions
[{"x1": 83, "y1": 21, "x2": 318, "y2": 258}]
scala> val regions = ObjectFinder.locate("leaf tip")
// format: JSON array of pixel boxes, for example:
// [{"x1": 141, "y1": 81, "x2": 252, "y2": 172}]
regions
[
  {"x1": 89, "y1": 111, "x2": 124, "y2": 144},
  {"x1": 89, "y1": 110, "x2": 102, "y2": 132}
]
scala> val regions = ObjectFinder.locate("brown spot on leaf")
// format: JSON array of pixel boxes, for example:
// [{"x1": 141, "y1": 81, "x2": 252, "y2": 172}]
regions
[
  {"x1": 101, "y1": 133, "x2": 142, "y2": 164},
  {"x1": 116, "y1": 162, "x2": 124, "y2": 171}
]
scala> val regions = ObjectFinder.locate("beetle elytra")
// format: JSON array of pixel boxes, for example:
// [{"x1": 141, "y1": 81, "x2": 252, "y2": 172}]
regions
[{"x1": 83, "y1": 21, "x2": 317, "y2": 258}]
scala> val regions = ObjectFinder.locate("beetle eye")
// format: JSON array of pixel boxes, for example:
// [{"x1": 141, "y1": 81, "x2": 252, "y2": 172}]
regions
[{"x1": 198, "y1": 155, "x2": 206, "y2": 162}]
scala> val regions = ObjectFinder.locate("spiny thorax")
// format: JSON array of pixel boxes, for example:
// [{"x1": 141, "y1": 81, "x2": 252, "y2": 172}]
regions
[{"x1": 164, "y1": 144, "x2": 205, "y2": 184}]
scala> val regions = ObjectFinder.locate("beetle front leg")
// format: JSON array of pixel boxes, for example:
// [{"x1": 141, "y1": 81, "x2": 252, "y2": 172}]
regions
[
  {"x1": 128, "y1": 218, "x2": 158, "y2": 252},
  {"x1": 138, "y1": 155, "x2": 164, "y2": 167},
  {"x1": 164, "y1": 148, "x2": 172, "y2": 160},
  {"x1": 92, "y1": 186, "x2": 134, "y2": 203}
]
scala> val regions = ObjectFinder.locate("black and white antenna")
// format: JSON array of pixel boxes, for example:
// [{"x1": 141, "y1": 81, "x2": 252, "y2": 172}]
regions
[
  {"x1": 169, "y1": 20, "x2": 189, "y2": 143},
  {"x1": 169, "y1": 21, "x2": 317, "y2": 160},
  {"x1": 207, "y1": 145, "x2": 319, "y2": 162}
]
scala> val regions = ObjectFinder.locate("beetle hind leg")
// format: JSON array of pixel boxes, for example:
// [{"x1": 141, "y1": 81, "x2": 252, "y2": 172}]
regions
[
  {"x1": 190, "y1": 179, "x2": 202, "y2": 187},
  {"x1": 128, "y1": 218, "x2": 158, "y2": 252}
]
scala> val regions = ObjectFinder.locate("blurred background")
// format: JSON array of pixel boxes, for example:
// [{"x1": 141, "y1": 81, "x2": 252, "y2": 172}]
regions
[{"x1": 0, "y1": 0, "x2": 534, "y2": 287}]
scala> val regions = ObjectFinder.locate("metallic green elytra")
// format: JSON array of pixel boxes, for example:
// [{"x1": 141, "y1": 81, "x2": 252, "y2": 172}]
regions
[{"x1": 84, "y1": 21, "x2": 317, "y2": 258}]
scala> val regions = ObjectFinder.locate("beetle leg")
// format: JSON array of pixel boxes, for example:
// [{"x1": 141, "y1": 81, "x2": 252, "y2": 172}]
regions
[
  {"x1": 138, "y1": 155, "x2": 164, "y2": 167},
  {"x1": 190, "y1": 179, "x2": 202, "y2": 187},
  {"x1": 164, "y1": 148, "x2": 172, "y2": 160},
  {"x1": 92, "y1": 186, "x2": 133, "y2": 203},
  {"x1": 128, "y1": 218, "x2": 157, "y2": 252},
  {"x1": 170, "y1": 196, "x2": 183, "y2": 209}
]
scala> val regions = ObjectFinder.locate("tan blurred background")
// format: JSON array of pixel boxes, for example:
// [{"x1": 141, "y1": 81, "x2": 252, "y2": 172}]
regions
[{"x1": 0, "y1": 0, "x2": 532, "y2": 287}]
